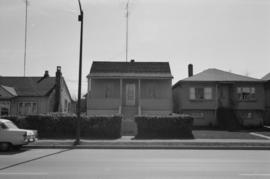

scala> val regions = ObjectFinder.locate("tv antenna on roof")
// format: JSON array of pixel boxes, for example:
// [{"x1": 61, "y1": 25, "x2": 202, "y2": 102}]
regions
[
  {"x1": 23, "y1": 0, "x2": 29, "y2": 76},
  {"x1": 125, "y1": 0, "x2": 130, "y2": 62}
]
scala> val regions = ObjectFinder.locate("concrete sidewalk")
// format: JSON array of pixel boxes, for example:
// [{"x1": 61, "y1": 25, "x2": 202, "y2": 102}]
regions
[{"x1": 24, "y1": 136, "x2": 270, "y2": 150}]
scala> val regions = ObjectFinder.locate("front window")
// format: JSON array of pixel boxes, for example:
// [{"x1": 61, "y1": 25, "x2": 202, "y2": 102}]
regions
[
  {"x1": 18, "y1": 102, "x2": 38, "y2": 115},
  {"x1": 64, "y1": 100, "x2": 68, "y2": 112},
  {"x1": 237, "y1": 87, "x2": 256, "y2": 101},
  {"x1": 190, "y1": 87, "x2": 213, "y2": 100}
]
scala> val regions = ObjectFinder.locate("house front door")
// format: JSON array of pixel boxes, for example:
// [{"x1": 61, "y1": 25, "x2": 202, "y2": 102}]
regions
[{"x1": 126, "y1": 83, "x2": 136, "y2": 106}]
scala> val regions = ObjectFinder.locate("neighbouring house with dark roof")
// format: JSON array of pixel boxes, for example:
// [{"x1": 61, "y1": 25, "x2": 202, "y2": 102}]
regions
[
  {"x1": 0, "y1": 66, "x2": 73, "y2": 116},
  {"x1": 87, "y1": 60, "x2": 173, "y2": 135},
  {"x1": 262, "y1": 73, "x2": 270, "y2": 125},
  {"x1": 173, "y1": 65, "x2": 265, "y2": 127}
]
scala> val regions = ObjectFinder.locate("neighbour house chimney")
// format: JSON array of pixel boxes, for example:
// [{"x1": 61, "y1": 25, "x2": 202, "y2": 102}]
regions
[
  {"x1": 44, "y1": 70, "x2": 49, "y2": 78},
  {"x1": 37, "y1": 70, "x2": 50, "y2": 83},
  {"x1": 53, "y1": 66, "x2": 62, "y2": 112},
  {"x1": 188, "y1": 64, "x2": 193, "y2": 77}
]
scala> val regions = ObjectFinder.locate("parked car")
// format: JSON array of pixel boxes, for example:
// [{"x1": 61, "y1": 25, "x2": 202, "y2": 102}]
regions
[{"x1": 0, "y1": 119, "x2": 38, "y2": 151}]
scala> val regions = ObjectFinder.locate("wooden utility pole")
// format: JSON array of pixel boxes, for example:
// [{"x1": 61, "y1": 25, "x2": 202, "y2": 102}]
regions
[{"x1": 75, "y1": 0, "x2": 83, "y2": 145}]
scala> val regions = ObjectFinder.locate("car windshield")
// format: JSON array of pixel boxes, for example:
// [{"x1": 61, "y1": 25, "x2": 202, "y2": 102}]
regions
[{"x1": 4, "y1": 121, "x2": 18, "y2": 129}]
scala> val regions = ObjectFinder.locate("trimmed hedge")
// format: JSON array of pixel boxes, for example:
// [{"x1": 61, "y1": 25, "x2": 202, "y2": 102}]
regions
[
  {"x1": 81, "y1": 115, "x2": 122, "y2": 139},
  {"x1": 135, "y1": 114, "x2": 194, "y2": 139},
  {"x1": 3, "y1": 114, "x2": 122, "y2": 139}
]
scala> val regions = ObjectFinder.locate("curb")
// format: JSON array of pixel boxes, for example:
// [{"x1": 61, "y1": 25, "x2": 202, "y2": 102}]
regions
[{"x1": 23, "y1": 143, "x2": 270, "y2": 150}]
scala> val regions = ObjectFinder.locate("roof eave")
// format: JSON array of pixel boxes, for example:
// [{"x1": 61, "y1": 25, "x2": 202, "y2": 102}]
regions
[{"x1": 88, "y1": 72, "x2": 173, "y2": 79}]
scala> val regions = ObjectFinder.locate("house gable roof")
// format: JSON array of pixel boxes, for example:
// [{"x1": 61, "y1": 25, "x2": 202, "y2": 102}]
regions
[
  {"x1": 89, "y1": 61, "x2": 173, "y2": 78},
  {"x1": 173, "y1": 68, "x2": 261, "y2": 88},
  {"x1": 0, "y1": 77, "x2": 56, "y2": 97},
  {"x1": 262, "y1": 73, "x2": 270, "y2": 81}
]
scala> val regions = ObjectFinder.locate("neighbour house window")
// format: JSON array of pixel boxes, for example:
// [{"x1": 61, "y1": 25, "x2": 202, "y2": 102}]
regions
[
  {"x1": 237, "y1": 87, "x2": 256, "y2": 101},
  {"x1": 190, "y1": 87, "x2": 212, "y2": 100},
  {"x1": 68, "y1": 103, "x2": 71, "y2": 112},
  {"x1": 32, "y1": 103, "x2": 37, "y2": 113},
  {"x1": 240, "y1": 111, "x2": 253, "y2": 119},
  {"x1": 1, "y1": 107, "x2": 9, "y2": 116},
  {"x1": 18, "y1": 102, "x2": 38, "y2": 115},
  {"x1": 88, "y1": 78, "x2": 91, "y2": 91},
  {"x1": 190, "y1": 112, "x2": 204, "y2": 118},
  {"x1": 247, "y1": 112, "x2": 253, "y2": 119},
  {"x1": 25, "y1": 103, "x2": 31, "y2": 114},
  {"x1": 64, "y1": 100, "x2": 68, "y2": 112},
  {"x1": 0, "y1": 101, "x2": 10, "y2": 116}
]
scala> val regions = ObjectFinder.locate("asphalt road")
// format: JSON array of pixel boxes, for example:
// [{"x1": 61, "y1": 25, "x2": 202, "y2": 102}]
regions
[{"x1": 0, "y1": 149, "x2": 270, "y2": 179}]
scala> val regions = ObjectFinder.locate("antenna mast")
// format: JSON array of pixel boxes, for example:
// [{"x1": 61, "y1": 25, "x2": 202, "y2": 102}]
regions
[
  {"x1": 125, "y1": 0, "x2": 130, "y2": 62},
  {"x1": 24, "y1": 0, "x2": 28, "y2": 76}
]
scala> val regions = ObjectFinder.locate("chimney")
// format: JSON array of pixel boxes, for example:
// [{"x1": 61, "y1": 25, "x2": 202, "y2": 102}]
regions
[
  {"x1": 44, "y1": 70, "x2": 49, "y2": 78},
  {"x1": 53, "y1": 66, "x2": 62, "y2": 112},
  {"x1": 56, "y1": 66, "x2": 62, "y2": 78},
  {"x1": 188, "y1": 64, "x2": 193, "y2": 77}
]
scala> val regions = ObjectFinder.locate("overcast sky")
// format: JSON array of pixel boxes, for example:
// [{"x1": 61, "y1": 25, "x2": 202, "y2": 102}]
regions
[{"x1": 0, "y1": 0, "x2": 270, "y2": 99}]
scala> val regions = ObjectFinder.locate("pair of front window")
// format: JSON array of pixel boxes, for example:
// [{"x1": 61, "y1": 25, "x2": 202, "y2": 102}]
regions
[
  {"x1": 189, "y1": 87, "x2": 256, "y2": 101},
  {"x1": 189, "y1": 87, "x2": 212, "y2": 100}
]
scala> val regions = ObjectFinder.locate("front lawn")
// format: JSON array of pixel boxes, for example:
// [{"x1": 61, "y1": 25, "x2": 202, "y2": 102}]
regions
[{"x1": 193, "y1": 130, "x2": 266, "y2": 140}]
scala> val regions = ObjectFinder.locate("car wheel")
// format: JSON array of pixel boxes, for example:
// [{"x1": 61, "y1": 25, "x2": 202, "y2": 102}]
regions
[{"x1": 0, "y1": 142, "x2": 11, "y2": 151}]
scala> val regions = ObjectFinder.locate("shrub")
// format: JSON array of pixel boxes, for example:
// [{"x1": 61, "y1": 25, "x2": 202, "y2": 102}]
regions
[
  {"x1": 24, "y1": 115, "x2": 76, "y2": 138},
  {"x1": 81, "y1": 115, "x2": 122, "y2": 139},
  {"x1": 2, "y1": 114, "x2": 122, "y2": 139},
  {"x1": 135, "y1": 114, "x2": 194, "y2": 139}
]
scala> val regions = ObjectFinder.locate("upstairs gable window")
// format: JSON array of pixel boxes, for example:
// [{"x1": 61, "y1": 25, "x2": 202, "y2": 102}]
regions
[
  {"x1": 237, "y1": 87, "x2": 256, "y2": 101},
  {"x1": 190, "y1": 87, "x2": 212, "y2": 100}
]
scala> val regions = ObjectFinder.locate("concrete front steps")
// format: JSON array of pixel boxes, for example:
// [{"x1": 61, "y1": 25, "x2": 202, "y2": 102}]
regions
[
  {"x1": 121, "y1": 120, "x2": 137, "y2": 136},
  {"x1": 121, "y1": 106, "x2": 138, "y2": 136}
]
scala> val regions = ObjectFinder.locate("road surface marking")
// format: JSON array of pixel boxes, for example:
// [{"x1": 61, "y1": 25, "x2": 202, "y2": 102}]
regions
[
  {"x1": 240, "y1": 173, "x2": 270, "y2": 176},
  {"x1": 0, "y1": 149, "x2": 72, "y2": 171},
  {"x1": 0, "y1": 172, "x2": 48, "y2": 176},
  {"x1": 250, "y1": 132, "x2": 270, "y2": 140}
]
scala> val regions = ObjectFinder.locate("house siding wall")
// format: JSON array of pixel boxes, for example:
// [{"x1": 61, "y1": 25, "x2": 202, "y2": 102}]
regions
[
  {"x1": 87, "y1": 79, "x2": 120, "y2": 115},
  {"x1": 59, "y1": 80, "x2": 72, "y2": 113},
  {"x1": 87, "y1": 78, "x2": 172, "y2": 116},
  {"x1": 140, "y1": 79, "x2": 172, "y2": 115},
  {"x1": 232, "y1": 83, "x2": 265, "y2": 110},
  {"x1": 10, "y1": 97, "x2": 49, "y2": 115},
  {"x1": 173, "y1": 81, "x2": 265, "y2": 126},
  {"x1": 173, "y1": 82, "x2": 218, "y2": 111}
]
